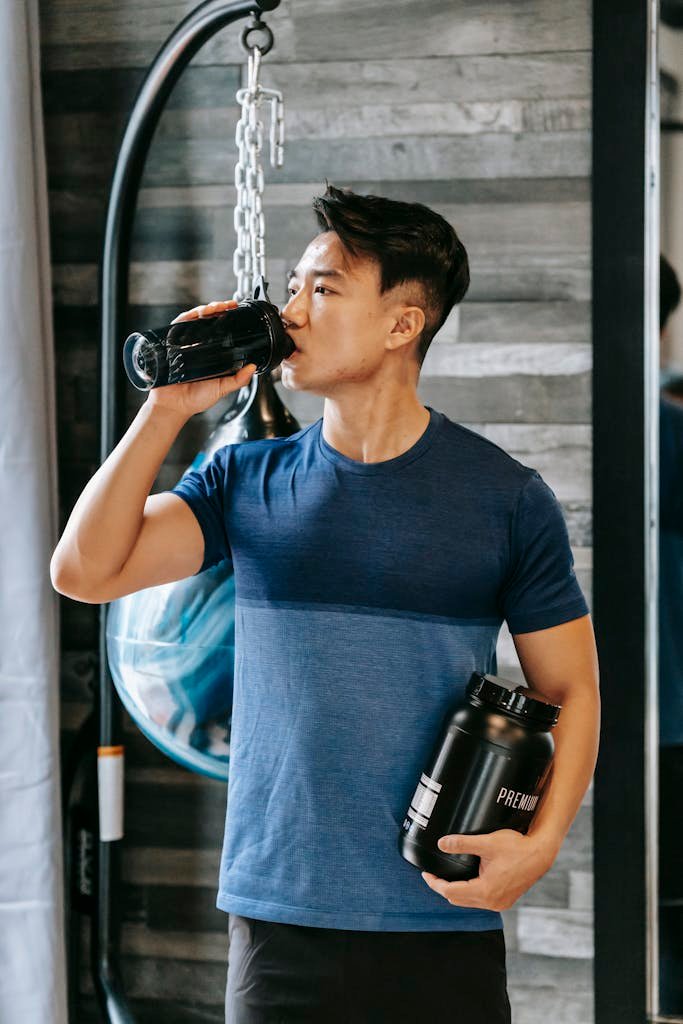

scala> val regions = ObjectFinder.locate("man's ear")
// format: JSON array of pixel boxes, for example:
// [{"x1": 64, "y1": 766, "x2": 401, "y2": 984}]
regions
[{"x1": 386, "y1": 306, "x2": 425, "y2": 351}]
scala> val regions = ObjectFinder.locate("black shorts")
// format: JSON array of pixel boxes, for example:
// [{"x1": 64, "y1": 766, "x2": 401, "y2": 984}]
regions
[{"x1": 225, "y1": 914, "x2": 512, "y2": 1023}]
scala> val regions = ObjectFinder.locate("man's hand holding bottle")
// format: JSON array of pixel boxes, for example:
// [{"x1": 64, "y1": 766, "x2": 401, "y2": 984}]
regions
[{"x1": 146, "y1": 299, "x2": 258, "y2": 420}]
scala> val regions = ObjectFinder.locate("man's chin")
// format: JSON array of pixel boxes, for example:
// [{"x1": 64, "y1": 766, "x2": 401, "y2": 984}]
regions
[
  {"x1": 280, "y1": 370, "x2": 328, "y2": 398},
  {"x1": 279, "y1": 362, "x2": 306, "y2": 390},
  {"x1": 279, "y1": 373, "x2": 304, "y2": 392}
]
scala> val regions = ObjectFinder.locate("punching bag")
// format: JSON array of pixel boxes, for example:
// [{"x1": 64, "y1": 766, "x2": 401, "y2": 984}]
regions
[{"x1": 105, "y1": 371, "x2": 300, "y2": 779}]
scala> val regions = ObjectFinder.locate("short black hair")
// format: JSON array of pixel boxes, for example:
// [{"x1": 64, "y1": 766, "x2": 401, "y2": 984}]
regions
[
  {"x1": 310, "y1": 181, "x2": 470, "y2": 370},
  {"x1": 661, "y1": 253, "x2": 681, "y2": 331}
]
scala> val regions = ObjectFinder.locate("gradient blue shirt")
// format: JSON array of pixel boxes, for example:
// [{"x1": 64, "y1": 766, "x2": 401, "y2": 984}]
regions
[{"x1": 171, "y1": 405, "x2": 589, "y2": 931}]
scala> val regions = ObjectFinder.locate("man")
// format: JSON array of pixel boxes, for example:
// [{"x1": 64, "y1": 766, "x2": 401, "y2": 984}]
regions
[{"x1": 51, "y1": 183, "x2": 600, "y2": 1022}]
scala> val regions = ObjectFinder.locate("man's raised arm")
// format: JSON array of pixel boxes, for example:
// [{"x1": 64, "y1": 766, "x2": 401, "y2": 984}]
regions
[{"x1": 50, "y1": 299, "x2": 256, "y2": 604}]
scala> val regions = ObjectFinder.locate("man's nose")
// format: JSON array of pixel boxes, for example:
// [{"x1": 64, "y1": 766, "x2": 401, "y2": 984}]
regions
[{"x1": 281, "y1": 294, "x2": 306, "y2": 325}]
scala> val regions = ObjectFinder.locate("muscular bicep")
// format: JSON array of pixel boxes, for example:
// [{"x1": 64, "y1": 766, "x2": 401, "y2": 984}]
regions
[
  {"x1": 511, "y1": 614, "x2": 600, "y2": 705},
  {"x1": 85, "y1": 492, "x2": 207, "y2": 603}
]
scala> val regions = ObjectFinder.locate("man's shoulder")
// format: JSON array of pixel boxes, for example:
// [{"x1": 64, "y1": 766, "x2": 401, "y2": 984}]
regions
[
  {"x1": 437, "y1": 412, "x2": 536, "y2": 488},
  {"x1": 227, "y1": 419, "x2": 319, "y2": 462}
]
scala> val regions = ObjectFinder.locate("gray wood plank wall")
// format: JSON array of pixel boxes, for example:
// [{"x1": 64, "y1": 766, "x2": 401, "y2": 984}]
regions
[{"x1": 42, "y1": 0, "x2": 594, "y2": 1020}]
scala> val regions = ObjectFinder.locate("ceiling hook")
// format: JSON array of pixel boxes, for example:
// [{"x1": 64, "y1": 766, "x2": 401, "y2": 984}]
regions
[{"x1": 240, "y1": 10, "x2": 274, "y2": 56}]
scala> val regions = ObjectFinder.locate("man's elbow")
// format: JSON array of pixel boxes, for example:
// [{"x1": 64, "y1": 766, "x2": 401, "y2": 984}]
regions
[{"x1": 50, "y1": 552, "x2": 109, "y2": 605}]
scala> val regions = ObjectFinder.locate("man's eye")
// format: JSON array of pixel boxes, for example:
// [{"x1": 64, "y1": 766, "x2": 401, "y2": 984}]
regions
[{"x1": 286, "y1": 285, "x2": 331, "y2": 296}]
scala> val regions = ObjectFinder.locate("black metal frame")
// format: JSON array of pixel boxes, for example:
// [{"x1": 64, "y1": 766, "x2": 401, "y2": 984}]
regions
[
  {"x1": 92, "y1": 3, "x2": 281, "y2": 1020},
  {"x1": 592, "y1": 1, "x2": 656, "y2": 1021}
]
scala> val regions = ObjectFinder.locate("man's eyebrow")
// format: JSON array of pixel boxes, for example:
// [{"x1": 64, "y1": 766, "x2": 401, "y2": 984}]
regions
[{"x1": 286, "y1": 267, "x2": 347, "y2": 281}]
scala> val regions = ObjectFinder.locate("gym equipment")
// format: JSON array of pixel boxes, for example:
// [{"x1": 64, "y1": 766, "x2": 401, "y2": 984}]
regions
[
  {"x1": 105, "y1": 18, "x2": 300, "y2": 777},
  {"x1": 60, "y1": 5, "x2": 303, "y2": 1020}
]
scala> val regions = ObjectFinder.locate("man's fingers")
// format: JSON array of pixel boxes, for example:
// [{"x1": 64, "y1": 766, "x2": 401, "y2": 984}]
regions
[
  {"x1": 421, "y1": 871, "x2": 483, "y2": 908},
  {"x1": 171, "y1": 299, "x2": 239, "y2": 324},
  {"x1": 198, "y1": 299, "x2": 239, "y2": 316},
  {"x1": 218, "y1": 364, "x2": 257, "y2": 395},
  {"x1": 170, "y1": 308, "x2": 200, "y2": 324}
]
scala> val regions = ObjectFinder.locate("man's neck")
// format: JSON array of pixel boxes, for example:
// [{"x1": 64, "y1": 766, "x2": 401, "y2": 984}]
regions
[{"x1": 321, "y1": 392, "x2": 431, "y2": 464}]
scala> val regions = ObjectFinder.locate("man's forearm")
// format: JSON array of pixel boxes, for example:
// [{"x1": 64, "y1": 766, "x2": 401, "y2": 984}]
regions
[
  {"x1": 51, "y1": 400, "x2": 188, "y2": 590},
  {"x1": 526, "y1": 686, "x2": 601, "y2": 861}
]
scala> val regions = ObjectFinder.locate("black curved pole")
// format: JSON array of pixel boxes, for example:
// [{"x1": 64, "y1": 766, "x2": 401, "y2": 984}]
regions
[{"x1": 95, "y1": 3, "x2": 281, "y2": 1020}]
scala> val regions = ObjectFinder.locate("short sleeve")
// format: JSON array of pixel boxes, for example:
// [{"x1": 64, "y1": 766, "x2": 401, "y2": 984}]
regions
[
  {"x1": 500, "y1": 471, "x2": 589, "y2": 634},
  {"x1": 170, "y1": 446, "x2": 233, "y2": 575}
]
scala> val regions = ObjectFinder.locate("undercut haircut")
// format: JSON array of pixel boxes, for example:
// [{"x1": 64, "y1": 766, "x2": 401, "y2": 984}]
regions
[{"x1": 310, "y1": 181, "x2": 470, "y2": 371}]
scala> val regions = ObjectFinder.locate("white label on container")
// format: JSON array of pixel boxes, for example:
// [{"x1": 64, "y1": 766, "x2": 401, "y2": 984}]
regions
[{"x1": 408, "y1": 773, "x2": 442, "y2": 828}]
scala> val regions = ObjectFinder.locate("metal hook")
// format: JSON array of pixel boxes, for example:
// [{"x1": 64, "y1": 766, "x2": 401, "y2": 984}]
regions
[{"x1": 240, "y1": 10, "x2": 274, "y2": 56}]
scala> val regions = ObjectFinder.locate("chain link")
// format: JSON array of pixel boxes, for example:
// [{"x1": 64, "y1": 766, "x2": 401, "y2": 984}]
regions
[{"x1": 232, "y1": 42, "x2": 285, "y2": 303}]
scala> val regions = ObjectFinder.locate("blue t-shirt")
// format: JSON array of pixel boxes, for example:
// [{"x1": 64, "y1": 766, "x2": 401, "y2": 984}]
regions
[{"x1": 170, "y1": 405, "x2": 589, "y2": 932}]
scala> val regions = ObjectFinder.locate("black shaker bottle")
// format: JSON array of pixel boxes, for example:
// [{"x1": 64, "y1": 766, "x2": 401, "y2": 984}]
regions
[
  {"x1": 123, "y1": 276, "x2": 295, "y2": 391},
  {"x1": 398, "y1": 672, "x2": 561, "y2": 881}
]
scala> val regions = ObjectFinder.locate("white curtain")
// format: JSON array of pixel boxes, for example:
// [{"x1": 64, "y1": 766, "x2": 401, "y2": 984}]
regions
[{"x1": 0, "y1": 1, "x2": 68, "y2": 1021}]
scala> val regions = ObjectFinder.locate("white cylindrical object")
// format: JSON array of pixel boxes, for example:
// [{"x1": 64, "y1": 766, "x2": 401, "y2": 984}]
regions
[{"x1": 97, "y1": 745, "x2": 125, "y2": 842}]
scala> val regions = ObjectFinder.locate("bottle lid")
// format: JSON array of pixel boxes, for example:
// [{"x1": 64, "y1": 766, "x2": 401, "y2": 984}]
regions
[{"x1": 466, "y1": 671, "x2": 561, "y2": 727}]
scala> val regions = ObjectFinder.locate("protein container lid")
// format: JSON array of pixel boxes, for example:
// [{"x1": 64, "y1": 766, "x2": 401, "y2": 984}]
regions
[{"x1": 466, "y1": 672, "x2": 562, "y2": 727}]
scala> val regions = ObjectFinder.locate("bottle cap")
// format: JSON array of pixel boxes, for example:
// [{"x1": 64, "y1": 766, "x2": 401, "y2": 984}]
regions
[{"x1": 466, "y1": 671, "x2": 561, "y2": 727}]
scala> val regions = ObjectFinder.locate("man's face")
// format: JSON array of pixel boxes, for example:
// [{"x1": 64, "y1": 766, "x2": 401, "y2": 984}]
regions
[{"x1": 278, "y1": 231, "x2": 418, "y2": 395}]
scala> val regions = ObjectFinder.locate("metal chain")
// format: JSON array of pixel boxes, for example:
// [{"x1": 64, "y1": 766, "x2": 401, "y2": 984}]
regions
[{"x1": 232, "y1": 39, "x2": 285, "y2": 303}]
